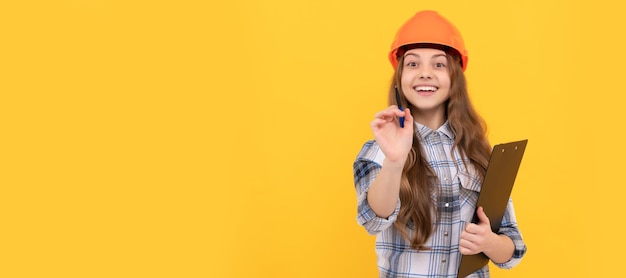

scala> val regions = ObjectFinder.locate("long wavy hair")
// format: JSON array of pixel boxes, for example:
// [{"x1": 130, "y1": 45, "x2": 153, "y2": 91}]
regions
[{"x1": 388, "y1": 45, "x2": 492, "y2": 250}]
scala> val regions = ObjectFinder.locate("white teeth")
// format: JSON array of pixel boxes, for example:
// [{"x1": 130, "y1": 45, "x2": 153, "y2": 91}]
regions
[{"x1": 415, "y1": 86, "x2": 437, "y2": 92}]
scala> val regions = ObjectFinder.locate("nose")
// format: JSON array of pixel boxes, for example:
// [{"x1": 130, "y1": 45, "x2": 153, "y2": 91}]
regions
[{"x1": 419, "y1": 67, "x2": 433, "y2": 79}]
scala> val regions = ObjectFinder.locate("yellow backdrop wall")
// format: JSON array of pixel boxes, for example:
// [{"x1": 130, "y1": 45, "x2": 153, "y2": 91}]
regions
[{"x1": 2, "y1": 0, "x2": 625, "y2": 277}]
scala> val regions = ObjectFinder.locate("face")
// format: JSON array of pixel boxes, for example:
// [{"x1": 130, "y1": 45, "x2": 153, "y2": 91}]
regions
[{"x1": 400, "y1": 48, "x2": 451, "y2": 119}]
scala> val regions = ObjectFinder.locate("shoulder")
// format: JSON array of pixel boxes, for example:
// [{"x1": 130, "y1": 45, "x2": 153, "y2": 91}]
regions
[{"x1": 355, "y1": 140, "x2": 385, "y2": 166}]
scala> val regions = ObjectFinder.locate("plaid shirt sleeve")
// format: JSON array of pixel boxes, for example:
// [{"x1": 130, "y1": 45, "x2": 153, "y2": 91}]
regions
[
  {"x1": 352, "y1": 140, "x2": 401, "y2": 235},
  {"x1": 493, "y1": 198, "x2": 527, "y2": 269}
]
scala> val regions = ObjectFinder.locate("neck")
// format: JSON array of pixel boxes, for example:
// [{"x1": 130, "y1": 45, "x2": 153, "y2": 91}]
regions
[{"x1": 412, "y1": 108, "x2": 446, "y2": 130}]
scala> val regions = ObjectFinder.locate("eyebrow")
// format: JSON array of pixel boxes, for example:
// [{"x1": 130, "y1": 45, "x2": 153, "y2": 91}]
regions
[{"x1": 404, "y1": 53, "x2": 447, "y2": 59}]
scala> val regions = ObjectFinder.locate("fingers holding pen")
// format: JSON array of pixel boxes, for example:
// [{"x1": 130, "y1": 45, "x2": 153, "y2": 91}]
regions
[
  {"x1": 370, "y1": 105, "x2": 414, "y2": 161},
  {"x1": 373, "y1": 105, "x2": 407, "y2": 123},
  {"x1": 402, "y1": 107, "x2": 413, "y2": 124}
]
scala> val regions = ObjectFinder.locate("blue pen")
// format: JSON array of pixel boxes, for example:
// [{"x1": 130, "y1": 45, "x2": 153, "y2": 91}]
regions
[{"x1": 395, "y1": 87, "x2": 405, "y2": 128}]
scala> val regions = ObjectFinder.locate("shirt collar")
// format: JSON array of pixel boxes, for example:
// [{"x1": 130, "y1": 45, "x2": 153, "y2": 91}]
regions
[{"x1": 414, "y1": 120, "x2": 454, "y2": 140}]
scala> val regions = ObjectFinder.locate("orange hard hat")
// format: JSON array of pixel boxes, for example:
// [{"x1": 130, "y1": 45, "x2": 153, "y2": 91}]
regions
[{"x1": 389, "y1": 11, "x2": 468, "y2": 71}]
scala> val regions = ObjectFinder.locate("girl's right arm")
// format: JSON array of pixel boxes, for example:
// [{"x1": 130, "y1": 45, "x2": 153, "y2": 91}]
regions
[
  {"x1": 366, "y1": 158, "x2": 405, "y2": 218},
  {"x1": 366, "y1": 106, "x2": 414, "y2": 218}
]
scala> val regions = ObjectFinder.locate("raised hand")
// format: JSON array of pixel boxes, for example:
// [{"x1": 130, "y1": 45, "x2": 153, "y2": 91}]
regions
[{"x1": 370, "y1": 105, "x2": 414, "y2": 166}]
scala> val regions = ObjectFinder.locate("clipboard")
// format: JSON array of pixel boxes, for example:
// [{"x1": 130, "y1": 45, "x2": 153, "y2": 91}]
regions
[{"x1": 457, "y1": 139, "x2": 528, "y2": 278}]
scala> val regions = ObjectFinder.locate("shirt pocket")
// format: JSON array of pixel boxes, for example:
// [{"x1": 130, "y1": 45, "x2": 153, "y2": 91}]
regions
[{"x1": 458, "y1": 170, "x2": 481, "y2": 222}]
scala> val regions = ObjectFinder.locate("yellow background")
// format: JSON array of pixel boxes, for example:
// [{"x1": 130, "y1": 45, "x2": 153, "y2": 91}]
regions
[{"x1": 2, "y1": 0, "x2": 625, "y2": 277}]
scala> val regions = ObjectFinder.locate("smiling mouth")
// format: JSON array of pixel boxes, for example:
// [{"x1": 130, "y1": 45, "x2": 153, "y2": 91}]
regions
[{"x1": 414, "y1": 85, "x2": 438, "y2": 93}]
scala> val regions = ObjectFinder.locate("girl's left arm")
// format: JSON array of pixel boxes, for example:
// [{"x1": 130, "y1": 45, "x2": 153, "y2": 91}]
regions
[
  {"x1": 491, "y1": 199, "x2": 527, "y2": 269},
  {"x1": 460, "y1": 199, "x2": 527, "y2": 268}
]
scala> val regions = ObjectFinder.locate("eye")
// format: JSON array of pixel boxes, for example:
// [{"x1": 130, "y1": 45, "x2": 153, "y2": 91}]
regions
[
  {"x1": 405, "y1": 61, "x2": 418, "y2": 67},
  {"x1": 434, "y1": 62, "x2": 446, "y2": 68}
]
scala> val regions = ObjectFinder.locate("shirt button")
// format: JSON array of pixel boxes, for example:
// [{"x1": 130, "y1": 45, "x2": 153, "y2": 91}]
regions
[
  {"x1": 444, "y1": 178, "x2": 448, "y2": 181},
  {"x1": 445, "y1": 203, "x2": 449, "y2": 207},
  {"x1": 442, "y1": 259, "x2": 447, "y2": 263},
  {"x1": 444, "y1": 231, "x2": 449, "y2": 236}
]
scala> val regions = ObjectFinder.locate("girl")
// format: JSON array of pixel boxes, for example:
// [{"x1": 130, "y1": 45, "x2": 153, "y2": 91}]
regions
[{"x1": 353, "y1": 11, "x2": 526, "y2": 277}]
